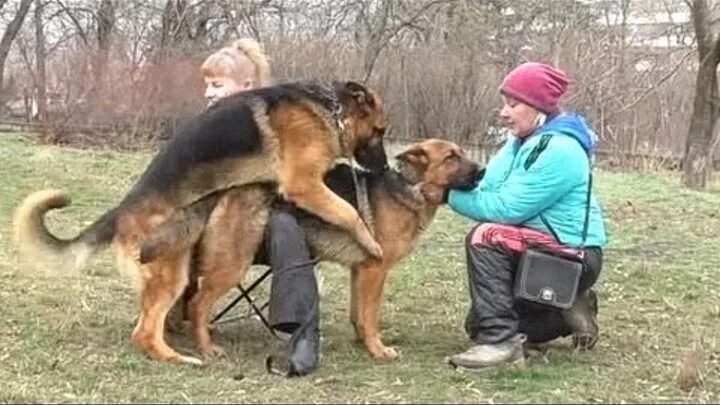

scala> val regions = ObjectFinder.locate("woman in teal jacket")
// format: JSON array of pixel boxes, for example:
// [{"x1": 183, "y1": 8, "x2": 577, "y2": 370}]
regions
[{"x1": 446, "y1": 62, "x2": 608, "y2": 372}]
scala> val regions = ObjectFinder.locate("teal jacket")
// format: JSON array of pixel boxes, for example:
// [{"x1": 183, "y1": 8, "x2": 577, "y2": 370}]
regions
[{"x1": 448, "y1": 113, "x2": 607, "y2": 248}]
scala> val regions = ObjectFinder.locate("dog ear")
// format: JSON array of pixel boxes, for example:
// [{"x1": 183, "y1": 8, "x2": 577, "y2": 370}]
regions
[
  {"x1": 396, "y1": 146, "x2": 429, "y2": 169},
  {"x1": 395, "y1": 146, "x2": 429, "y2": 184},
  {"x1": 345, "y1": 81, "x2": 376, "y2": 110}
]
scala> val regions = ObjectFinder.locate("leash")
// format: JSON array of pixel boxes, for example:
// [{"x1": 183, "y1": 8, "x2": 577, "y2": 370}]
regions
[
  {"x1": 279, "y1": 81, "x2": 376, "y2": 244},
  {"x1": 312, "y1": 80, "x2": 375, "y2": 237},
  {"x1": 349, "y1": 160, "x2": 375, "y2": 237}
]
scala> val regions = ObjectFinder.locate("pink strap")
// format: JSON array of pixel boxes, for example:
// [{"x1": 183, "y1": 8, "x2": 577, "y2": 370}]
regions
[{"x1": 470, "y1": 223, "x2": 583, "y2": 258}]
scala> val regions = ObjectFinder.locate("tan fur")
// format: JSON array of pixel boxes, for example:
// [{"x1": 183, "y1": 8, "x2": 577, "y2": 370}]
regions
[
  {"x1": 13, "y1": 189, "x2": 94, "y2": 275},
  {"x1": 182, "y1": 139, "x2": 478, "y2": 359},
  {"x1": 188, "y1": 187, "x2": 271, "y2": 357},
  {"x1": 125, "y1": 247, "x2": 200, "y2": 365},
  {"x1": 12, "y1": 82, "x2": 388, "y2": 366}
]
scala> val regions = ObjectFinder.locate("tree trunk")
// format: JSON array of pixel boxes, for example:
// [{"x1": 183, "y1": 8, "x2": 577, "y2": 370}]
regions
[
  {"x1": 92, "y1": 0, "x2": 115, "y2": 96},
  {"x1": 0, "y1": 0, "x2": 33, "y2": 96},
  {"x1": 157, "y1": 0, "x2": 189, "y2": 63},
  {"x1": 34, "y1": 0, "x2": 46, "y2": 121},
  {"x1": 683, "y1": 0, "x2": 720, "y2": 189},
  {"x1": 682, "y1": 55, "x2": 719, "y2": 189}
]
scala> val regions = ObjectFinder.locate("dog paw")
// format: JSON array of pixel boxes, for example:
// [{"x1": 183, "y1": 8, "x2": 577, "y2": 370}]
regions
[
  {"x1": 369, "y1": 344, "x2": 399, "y2": 360},
  {"x1": 199, "y1": 343, "x2": 226, "y2": 359},
  {"x1": 364, "y1": 239, "x2": 384, "y2": 259},
  {"x1": 177, "y1": 355, "x2": 205, "y2": 367}
]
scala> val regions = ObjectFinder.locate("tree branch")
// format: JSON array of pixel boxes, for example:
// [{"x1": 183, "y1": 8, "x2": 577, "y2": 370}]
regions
[
  {"x1": 607, "y1": 50, "x2": 695, "y2": 119},
  {"x1": 54, "y1": 0, "x2": 90, "y2": 47},
  {"x1": 0, "y1": 0, "x2": 32, "y2": 94},
  {"x1": 363, "y1": 0, "x2": 455, "y2": 81}
]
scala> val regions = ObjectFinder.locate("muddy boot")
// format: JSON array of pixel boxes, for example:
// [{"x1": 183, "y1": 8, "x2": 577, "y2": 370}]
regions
[
  {"x1": 446, "y1": 334, "x2": 526, "y2": 372},
  {"x1": 563, "y1": 289, "x2": 599, "y2": 350}
]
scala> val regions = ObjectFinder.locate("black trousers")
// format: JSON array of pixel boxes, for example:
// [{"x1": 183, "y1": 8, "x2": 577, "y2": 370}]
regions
[
  {"x1": 463, "y1": 227, "x2": 603, "y2": 345},
  {"x1": 260, "y1": 211, "x2": 319, "y2": 335},
  {"x1": 254, "y1": 210, "x2": 320, "y2": 375}
]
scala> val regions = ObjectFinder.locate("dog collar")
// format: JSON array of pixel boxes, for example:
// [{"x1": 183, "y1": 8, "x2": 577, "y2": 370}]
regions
[
  {"x1": 294, "y1": 80, "x2": 351, "y2": 157},
  {"x1": 330, "y1": 104, "x2": 352, "y2": 158}
]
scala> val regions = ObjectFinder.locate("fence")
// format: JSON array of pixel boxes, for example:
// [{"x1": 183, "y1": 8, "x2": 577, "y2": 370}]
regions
[{"x1": 0, "y1": 119, "x2": 702, "y2": 171}]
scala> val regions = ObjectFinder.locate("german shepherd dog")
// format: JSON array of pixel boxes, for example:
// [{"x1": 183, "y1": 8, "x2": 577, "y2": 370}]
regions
[
  {"x1": 141, "y1": 139, "x2": 481, "y2": 360},
  {"x1": 12, "y1": 80, "x2": 389, "y2": 365}
]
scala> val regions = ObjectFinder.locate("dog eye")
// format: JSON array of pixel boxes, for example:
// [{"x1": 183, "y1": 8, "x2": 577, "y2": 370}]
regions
[{"x1": 444, "y1": 153, "x2": 460, "y2": 163}]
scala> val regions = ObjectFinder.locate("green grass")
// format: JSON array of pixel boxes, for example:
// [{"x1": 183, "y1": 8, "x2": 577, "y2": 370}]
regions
[{"x1": 1, "y1": 133, "x2": 719, "y2": 403}]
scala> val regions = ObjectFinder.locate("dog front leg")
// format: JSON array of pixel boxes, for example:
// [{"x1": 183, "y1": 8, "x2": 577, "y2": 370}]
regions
[
  {"x1": 352, "y1": 260, "x2": 398, "y2": 360},
  {"x1": 282, "y1": 180, "x2": 383, "y2": 259},
  {"x1": 350, "y1": 266, "x2": 363, "y2": 342}
]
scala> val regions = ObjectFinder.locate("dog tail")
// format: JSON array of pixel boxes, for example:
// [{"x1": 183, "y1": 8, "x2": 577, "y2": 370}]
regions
[
  {"x1": 138, "y1": 194, "x2": 219, "y2": 264},
  {"x1": 13, "y1": 189, "x2": 118, "y2": 275},
  {"x1": 232, "y1": 38, "x2": 272, "y2": 87}
]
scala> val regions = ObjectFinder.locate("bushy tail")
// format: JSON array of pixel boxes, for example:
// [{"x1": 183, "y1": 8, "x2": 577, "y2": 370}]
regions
[{"x1": 12, "y1": 189, "x2": 118, "y2": 275}]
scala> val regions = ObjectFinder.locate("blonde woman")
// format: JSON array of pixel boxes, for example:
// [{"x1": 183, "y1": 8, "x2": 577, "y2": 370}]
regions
[
  {"x1": 200, "y1": 38, "x2": 272, "y2": 107},
  {"x1": 194, "y1": 38, "x2": 322, "y2": 377}
]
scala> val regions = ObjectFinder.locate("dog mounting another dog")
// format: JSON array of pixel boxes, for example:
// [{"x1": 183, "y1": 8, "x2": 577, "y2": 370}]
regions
[
  {"x1": 13, "y1": 80, "x2": 389, "y2": 366},
  {"x1": 139, "y1": 138, "x2": 481, "y2": 361}
]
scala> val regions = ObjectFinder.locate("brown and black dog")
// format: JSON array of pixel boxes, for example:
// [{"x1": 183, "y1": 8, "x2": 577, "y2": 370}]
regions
[
  {"x1": 142, "y1": 139, "x2": 481, "y2": 360},
  {"x1": 12, "y1": 80, "x2": 389, "y2": 366}
]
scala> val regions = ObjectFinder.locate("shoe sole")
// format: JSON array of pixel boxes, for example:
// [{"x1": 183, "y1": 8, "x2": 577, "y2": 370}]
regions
[
  {"x1": 449, "y1": 356, "x2": 526, "y2": 373},
  {"x1": 572, "y1": 334, "x2": 598, "y2": 350}
]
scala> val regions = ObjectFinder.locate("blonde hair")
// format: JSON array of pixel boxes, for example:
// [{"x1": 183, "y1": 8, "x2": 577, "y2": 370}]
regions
[{"x1": 200, "y1": 38, "x2": 272, "y2": 87}]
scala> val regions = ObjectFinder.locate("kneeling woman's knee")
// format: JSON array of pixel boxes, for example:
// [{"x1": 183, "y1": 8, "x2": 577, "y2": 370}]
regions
[{"x1": 465, "y1": 223, "x2": 496, "y2": 248}]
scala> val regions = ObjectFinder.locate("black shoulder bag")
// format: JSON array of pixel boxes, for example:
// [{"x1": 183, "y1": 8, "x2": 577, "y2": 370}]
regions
[{"x1": 513, "y1": 134, "x2": 592, "y2": 310}]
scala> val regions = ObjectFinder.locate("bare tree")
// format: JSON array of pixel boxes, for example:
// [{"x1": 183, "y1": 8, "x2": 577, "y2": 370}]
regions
[
  {"x1": 682, "y1": 0, "x2": 720, "y2": 189},
  {"x1": 353, "y1": 0, "x2": 450, "y2": 81},
  {"x1": 155, "y1": 0, "x2": 214, "y2": 60},
  {"x1": 34, "y1": 0, "x2": 46, "y2": 120},
  {"x1": 0, "y1": 0, "x2": 33, "y2": 96},
  {"x1": 0, "y1": 0, "x2": 699, "y2": 167},
  {"x1": 91, "y1": 0, "x2": 115, "y2": 96},
  {"x1": 54, "y1": 0, "x2": 90, "y2": 47}
]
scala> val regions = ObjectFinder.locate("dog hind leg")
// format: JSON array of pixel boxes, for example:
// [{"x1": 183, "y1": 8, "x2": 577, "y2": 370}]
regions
[
  {"x1": 130, "y1": 252, "x2": 203, "y2": 366},
  {"x1": 189, "y1": 189, "x2": 269, "y2": 358}
]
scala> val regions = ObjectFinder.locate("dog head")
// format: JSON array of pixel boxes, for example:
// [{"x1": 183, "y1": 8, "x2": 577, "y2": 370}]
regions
[
  {"x1": 395, "y1": 139, "x2": 481, "y2": 205},
  {"x1": 336, "y1": 81, "x2": 388, "y2": 172}
]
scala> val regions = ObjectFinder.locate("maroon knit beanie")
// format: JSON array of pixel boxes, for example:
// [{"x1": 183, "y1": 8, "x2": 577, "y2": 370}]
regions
[{"x1": 499, "y1": 62, "x2": 569, "y2": 114}]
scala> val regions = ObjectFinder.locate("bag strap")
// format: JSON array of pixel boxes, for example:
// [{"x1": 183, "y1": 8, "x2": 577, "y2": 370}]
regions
[{"x1": 525, "y1": 133, "x2": 592, "y2": 247}]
